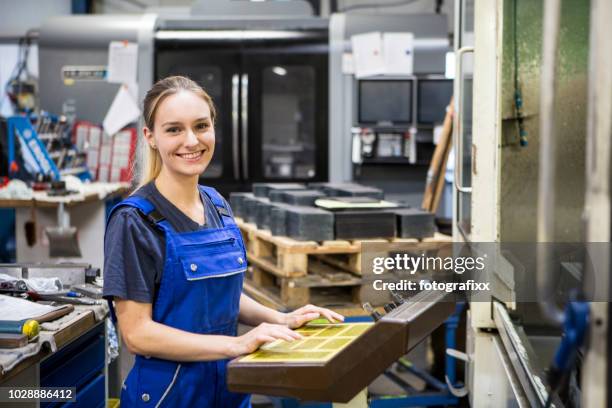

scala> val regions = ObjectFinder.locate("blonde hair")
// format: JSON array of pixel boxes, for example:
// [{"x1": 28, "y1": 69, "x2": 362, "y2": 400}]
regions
[{"x1": 137, "y1": 75, "x2": 216, "y2": 186}]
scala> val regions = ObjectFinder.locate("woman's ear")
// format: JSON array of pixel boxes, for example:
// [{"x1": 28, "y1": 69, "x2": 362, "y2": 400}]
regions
[{"x1": 143, "y1": 127, "x2": 156, "y2": 149}]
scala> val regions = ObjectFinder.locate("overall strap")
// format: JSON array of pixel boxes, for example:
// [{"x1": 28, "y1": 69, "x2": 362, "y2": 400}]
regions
[
  {"x1": 199, "y1": 185, "x2": 234, "y2": 226},
  {"x1": 107, "y1": 195, "x2": 169, "y2": 228},
  {"x1": 105, "y1": 194, "x2": 171, "y2": 324}
]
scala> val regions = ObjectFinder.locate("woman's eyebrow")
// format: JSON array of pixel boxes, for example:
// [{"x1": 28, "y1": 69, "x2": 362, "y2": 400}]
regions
[
  {"x1": 161, "y1": 117, "x2": 210, "y2": 127},
  {"x1": 161, "y1": 121, "x2": 182, "y2": 127}
]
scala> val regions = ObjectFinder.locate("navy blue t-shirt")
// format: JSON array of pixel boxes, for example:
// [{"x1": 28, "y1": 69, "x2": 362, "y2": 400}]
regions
[{"x1": 103, "y1": 182, "x2": 229, "y2": 303}]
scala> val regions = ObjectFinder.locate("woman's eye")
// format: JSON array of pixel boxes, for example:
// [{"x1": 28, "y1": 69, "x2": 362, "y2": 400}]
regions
[
  {"x1": 166, "y1": 127, "x2": 180, "y2": 133},
  {"x1": 196, "y1": 122, "x2": 209, "y2": 131}
]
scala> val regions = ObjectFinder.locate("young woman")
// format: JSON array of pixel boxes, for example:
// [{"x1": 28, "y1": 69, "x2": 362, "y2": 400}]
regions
[{"x1": 103, "y1": 76, "x2": 343, "y2": 407}]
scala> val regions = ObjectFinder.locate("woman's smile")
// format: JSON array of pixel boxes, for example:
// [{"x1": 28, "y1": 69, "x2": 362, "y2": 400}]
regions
[{"x1": 176, "y1": 149, "x2": 207, "y2": 161}]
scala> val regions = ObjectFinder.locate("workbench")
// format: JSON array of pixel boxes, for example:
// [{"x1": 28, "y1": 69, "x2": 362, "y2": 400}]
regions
[
  {"x1": 0, "y1": 305, "x2": 108, "y2": 408},
  {"x1": 0, "y1": 182, "x2": 129, "y2": 270}
]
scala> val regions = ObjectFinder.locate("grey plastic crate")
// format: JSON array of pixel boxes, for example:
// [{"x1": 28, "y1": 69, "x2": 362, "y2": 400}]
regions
[
  {"x1": 392, "y1": 208, "x2": 436, "y2": 239},
  {"x1": 281, "y1": 190, "x2": 326, "y2": 206},
  {"x1": 252, "y1": 183, "x2": 306, "y2": 198},
  {"x1": 286, "y1": 206, "x2": 334, "y2": 241},
  {"x1": 229, "y1": 192, "x2": 254, "y2": 218},
  {"x1": 270, "y1": 202, "x2": 293, "y2": 236},
  {"x1": 309, "y1": 182, "x2": 384, "y2": 200},
  {"x1": 254, "y1": 198, "x2": 272, "y2": 230},
  {"x1": 334, "y1": 210, "x2": 396, "y2": 239}
]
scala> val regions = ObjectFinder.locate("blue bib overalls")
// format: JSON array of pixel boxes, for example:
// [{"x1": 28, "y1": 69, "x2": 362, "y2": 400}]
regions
[{"x1": 107, "y1": 185, "x2": 251, "y2": 408}]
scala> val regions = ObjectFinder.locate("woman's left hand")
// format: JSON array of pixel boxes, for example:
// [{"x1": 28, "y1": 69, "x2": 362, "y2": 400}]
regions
[{"x1": 281, "y1": 304, "x2": 345, "y2": 329}]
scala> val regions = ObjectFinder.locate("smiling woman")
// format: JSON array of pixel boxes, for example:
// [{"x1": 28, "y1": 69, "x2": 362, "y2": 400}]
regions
[
  {"x1": 102, "y1": 75, "x2": 343, "y2": 407},
  {"x1": 140, "y1": 76, "x2": 217, "y2": 186}
]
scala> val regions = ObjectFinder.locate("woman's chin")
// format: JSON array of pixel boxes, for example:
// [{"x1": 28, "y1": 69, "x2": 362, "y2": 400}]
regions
[{"x1": 169, "y1": 163, "x2": 210, "y2": 179}]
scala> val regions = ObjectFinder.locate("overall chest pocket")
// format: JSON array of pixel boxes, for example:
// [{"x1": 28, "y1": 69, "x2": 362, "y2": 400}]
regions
[{"x1": 177, "y1": 238, "x2": 247, "y2": 281}]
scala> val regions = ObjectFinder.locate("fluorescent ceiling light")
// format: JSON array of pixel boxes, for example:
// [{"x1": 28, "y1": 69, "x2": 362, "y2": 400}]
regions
[{"x1": 156, "y1": 30, "x2": 309, "y2": 41}]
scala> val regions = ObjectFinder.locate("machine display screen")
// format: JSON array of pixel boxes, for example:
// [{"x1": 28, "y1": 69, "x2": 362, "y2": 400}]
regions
[
  {"x1": 417, "y1": 79, "x2": 453, "y2": 125},
  {"x1": 358, "y1": 80, "x2": 413, "y2": 125}
]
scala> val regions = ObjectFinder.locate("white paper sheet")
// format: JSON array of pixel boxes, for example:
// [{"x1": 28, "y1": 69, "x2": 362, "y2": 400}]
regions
[
  {"x1": 106, "y1": 41, "x2": 138, "y2": 84},
  {"x1": 383, "y1": 32, "x2": 414, "y2": 76},
  {"x1": 351, "y1": 32, "x2": 385, "y2": 78},
  {"x1": 0, "y1": 294, "x2": 62, "y2": 321},
  {"x1": 103, "y1": 85, "x2": 140, "y2": 136}
]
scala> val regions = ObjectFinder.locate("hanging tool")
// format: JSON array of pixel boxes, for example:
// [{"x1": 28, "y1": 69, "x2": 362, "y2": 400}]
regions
[{"x1": 44, "y1": 202, "x2": 81, "y2": 258}]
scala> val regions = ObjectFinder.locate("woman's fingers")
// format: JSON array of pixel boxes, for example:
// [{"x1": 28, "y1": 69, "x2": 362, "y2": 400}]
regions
[
  {"x1": 259, "y1": 323, "x2": 302, "y2": 341},
  {"x1": 300, "y1": 311, "x2": 320, "y2": 321},
  {"x1": 255, "y1": 334, "x2": 276, "y2": 345},
  {"x1": 282, "y1": 326, "x2": 303, "y2": 340},
  {"x1": 290, "y1": 311, "x2": 320, "y2": 328},
  {"x1": 314, "y1": 307, "x2": 343, "y2": 322},
  {"x1": 298, "y1": 306, "x2": 344, "y2": 323},
  {"x1": 319, "y1": 309, "x2": 344, "y2": 323}
]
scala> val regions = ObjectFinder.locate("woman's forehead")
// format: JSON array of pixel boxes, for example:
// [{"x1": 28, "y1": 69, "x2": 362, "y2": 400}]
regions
[{"x1": 156, "y1": 91, "x2": 211, "y2": 123}]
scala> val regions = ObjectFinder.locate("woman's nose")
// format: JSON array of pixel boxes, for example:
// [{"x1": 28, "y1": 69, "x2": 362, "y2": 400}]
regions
[{"x1": 184, "y1": 128, "x2": 199, "y2": 146}]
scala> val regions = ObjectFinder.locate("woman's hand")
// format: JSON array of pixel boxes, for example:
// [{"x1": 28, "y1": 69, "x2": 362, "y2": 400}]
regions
[
  {"x1": 281, "y1": 304, "x2": 345, "y2": 329},
  {"x1": 230, "y1": 322, "x2": 302, "y2": 357}
]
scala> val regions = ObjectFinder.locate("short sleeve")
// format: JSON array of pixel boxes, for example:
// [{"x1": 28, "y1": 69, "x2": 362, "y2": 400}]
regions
[{"x1": 103, "y1": 206, "x2": 165, "y2": 303}]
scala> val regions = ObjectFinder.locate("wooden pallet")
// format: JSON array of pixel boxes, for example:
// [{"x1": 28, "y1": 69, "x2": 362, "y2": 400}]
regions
[
  {"x1": 244, "y1": 261, "x2": 392, "y2": 309},
  {"x1": 236, "y1": 217, "x2": 439, "y2": 277},
  {"x1": 242, "y1": 279, "x2": 383, "y2": 318},
  {"x1": 317, "y1": 232, "x2": 453, "y2": 275},
  {"x1": 237, "y1": 217, "x2": 361, "y2": 278}
]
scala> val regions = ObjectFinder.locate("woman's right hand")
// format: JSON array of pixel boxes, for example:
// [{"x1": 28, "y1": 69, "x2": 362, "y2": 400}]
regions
[{"x1": 230, "y1": 322, "x2": 302, "y2": 357}]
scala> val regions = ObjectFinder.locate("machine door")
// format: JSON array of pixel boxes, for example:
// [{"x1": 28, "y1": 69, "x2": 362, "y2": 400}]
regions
[
  {"x1": 155, "y1": 32, "x2": 328, "y2": 195},
  {"x1": 156, "y1": 44, "x2": 246, "y2": 194},
  {"x1": 453, "y1": 0, "x2": 475, "y2": 240},
  {"x1": 242, "y1": 43, "x2": 328, "y2": 183}
]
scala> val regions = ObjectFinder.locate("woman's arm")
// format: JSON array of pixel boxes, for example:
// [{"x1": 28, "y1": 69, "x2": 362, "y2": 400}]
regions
[
  {"x1": 116, "y1": 298, "x2": 301, "y2": 361},
  {"x1": 239, "y1": 294, "x2": 345, "y2": 328},
  {"x1": 238, "y1": 294, "x2": 285, "y2": 326}
]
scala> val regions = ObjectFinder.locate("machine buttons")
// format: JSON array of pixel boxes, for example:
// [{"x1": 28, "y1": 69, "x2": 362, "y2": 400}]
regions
[
  {"x1": 391, "y1": 291, "x2": 406, "y2": 305},
  {"x1": 384, "y1": 303, "x2": 397, "y2": 313},
  {"x1": 141, "y1": 393, "x2": 150, "y2": 402},
  {"x1": 190, "y1": 263, "x2": 198, "y2": 271},
  {"x1": 362, "y1": 302, "x2": 382, "y2": 321}
]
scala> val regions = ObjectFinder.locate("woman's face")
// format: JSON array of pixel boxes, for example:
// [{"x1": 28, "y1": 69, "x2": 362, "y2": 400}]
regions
[{"x1": 145, "y1": 90, "x2": 215, "y2": 179}]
